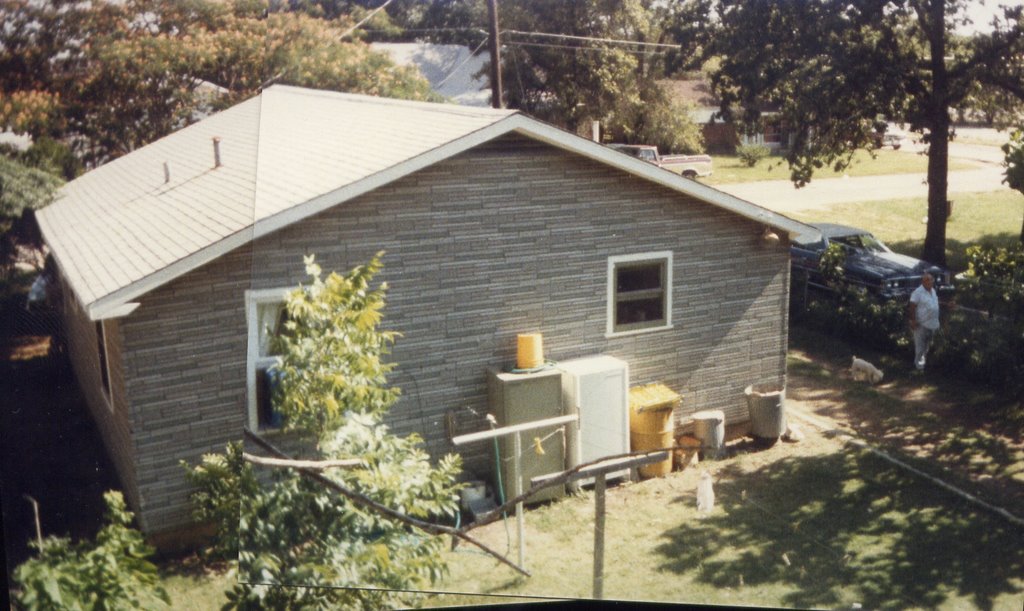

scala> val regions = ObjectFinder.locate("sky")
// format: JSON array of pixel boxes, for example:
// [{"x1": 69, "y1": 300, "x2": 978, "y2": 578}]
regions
[{"x1": 960, "y1": 0, "x2": 1024, "y2": 33}]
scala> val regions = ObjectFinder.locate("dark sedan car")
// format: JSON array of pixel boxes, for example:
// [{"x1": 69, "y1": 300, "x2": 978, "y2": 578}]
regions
[{"x1": 791, "y1": 223, "x2": 953, "y2": 299}]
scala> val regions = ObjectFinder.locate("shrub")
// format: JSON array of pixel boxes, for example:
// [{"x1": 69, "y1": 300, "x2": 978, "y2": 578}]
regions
[
  {"x1": 932, "y1": 244, "x2": 1023, "y2": 396},
  {"x1": 182, "y1": 441, "x2": 257, "y2": 561},
  {"x1": 13, "y1": 491, "x2": 170, "y2": 610},
  {"x1": 737, "y1": 143, "x2": 770, "y2": 167}
]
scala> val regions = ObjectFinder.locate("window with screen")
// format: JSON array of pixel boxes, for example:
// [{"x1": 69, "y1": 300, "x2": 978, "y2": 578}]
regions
[{"x1": 607, "y1": 252, "x2": 673, "y2": 335}]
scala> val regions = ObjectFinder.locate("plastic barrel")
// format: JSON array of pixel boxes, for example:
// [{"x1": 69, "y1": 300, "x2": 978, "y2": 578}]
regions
[
  {"x1": 629, "y1": 384, "x2": 680, "y2": 479},
  {"x1": 631, "y1": 429, "x2": 674, "y2": 478}
]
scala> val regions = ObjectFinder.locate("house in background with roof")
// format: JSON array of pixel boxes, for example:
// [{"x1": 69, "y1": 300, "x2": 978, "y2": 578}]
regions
[
  {"x1": 37, "y1": 85, "x2": 814, "y2": 547},
  {"x1": 371, "y1": 42, "x2": 491, "y2": 107},
  {"x1": 662, "y1": 79, "x2": 795, "y2": 153}
]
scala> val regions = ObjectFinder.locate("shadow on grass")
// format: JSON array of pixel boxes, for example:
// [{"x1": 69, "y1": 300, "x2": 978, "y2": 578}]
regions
[
  {"x1": 788, "y1": 324, "x2": 1024, "y2": 511},
  {"x1": 655, "y1": 448, "x2": 1024, "y2": 610}
]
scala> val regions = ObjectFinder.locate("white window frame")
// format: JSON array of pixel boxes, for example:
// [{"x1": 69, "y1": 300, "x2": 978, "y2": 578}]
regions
[
  {"x1": 245, "y1": 288, "x2": 291, "y2": 431},
  {"x1": 606, "y1": 251, "x2": 674, "y2": 338}
]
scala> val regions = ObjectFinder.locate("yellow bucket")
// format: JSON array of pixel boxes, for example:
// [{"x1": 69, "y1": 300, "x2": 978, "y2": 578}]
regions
[{"x1": 516, "y1": 333, "x2": 544, "y2": 369}]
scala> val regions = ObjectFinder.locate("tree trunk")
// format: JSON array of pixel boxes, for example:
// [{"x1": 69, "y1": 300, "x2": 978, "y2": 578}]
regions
[{"x1": 922, "y1": 0, "x2": 950, "y2": 267}]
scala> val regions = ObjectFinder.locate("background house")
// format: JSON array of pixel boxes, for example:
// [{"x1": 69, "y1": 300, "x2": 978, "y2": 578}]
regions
[
  {"x1": 37, "y1": 85, "x2": 813, "y2": 546},
  {"x1": 371, "y1": 42, "x2": 491, "y2": 107},
  {"x1": 662, "y1": 79, "x2": 794, "y2": 153}
]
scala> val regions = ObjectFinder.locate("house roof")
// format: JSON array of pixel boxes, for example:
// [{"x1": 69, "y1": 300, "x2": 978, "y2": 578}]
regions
[
  {"x1": 660, "y1": 79, "x2": 720, "y2": 110},
  {"x1": 370, "y1": 42, "x2": 491, "y2": 107},
  {"x1": 37, "y1": 85, "x2": 815, "y2": 321}
]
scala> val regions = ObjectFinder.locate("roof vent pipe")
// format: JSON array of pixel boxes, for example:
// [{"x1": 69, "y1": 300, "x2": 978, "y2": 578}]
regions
[
  {"x1": 163, "y1": 161, "x2": 170, "y2": 184},
  {"x1": 212, "y1": 137, "x2": 222, "y2": 168}
]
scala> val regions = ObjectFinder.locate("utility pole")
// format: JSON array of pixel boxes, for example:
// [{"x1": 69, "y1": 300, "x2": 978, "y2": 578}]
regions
[{"x1": 487, "y1": 0, "x2": 503, "y2": 108}]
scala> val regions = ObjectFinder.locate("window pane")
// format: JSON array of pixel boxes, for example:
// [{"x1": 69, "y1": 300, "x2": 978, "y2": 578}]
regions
[
  {"x1": 616, "y1": 297, "x2": 665, "y2": 327},
  {"x1": 617, "y1": 263, "x2": 663, "y2": 293},
  {"x1": 257, "y1": 303, "x2": 289, "y2": 357},
  {"x1": 256, "y1": 366, "x2": 284, "y2": 429}
]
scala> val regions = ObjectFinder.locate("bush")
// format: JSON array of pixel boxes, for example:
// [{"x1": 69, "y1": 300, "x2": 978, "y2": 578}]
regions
[
  {"x1": 182, "y1": 441, "x2": 257, "y2": 561},
  {"x1": 737, "y1": 143, "x2": 771, "y2": 167},
  {"x1": 13, "y1": 491, "x2": 170, "y2": 610},
  {"x1": 932, "y1": 244, "x2": 1023, "y2": 396}
]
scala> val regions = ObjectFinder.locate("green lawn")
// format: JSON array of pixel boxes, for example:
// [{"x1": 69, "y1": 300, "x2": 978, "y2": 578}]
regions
[
  {"x1": 162, "y1": 562, "x2": 234, "y2": 611},
  {"x1": 702, "y1": 149, "x2": 980, "y2": 185},
  {"x1": 786, "y1": 190, "x2": 1024, "y2": 271},
  {"x1": 430, "y1": 436, "x2": 1023, "y2": 609}
]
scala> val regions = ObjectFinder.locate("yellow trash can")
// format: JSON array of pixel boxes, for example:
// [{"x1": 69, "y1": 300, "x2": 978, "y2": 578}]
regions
[{"x1": 629, "y1": 384, "x2": 680, "y2": 478}]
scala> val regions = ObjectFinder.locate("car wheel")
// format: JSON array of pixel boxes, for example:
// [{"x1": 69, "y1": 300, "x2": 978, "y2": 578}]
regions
[
  {"x1": 892, "y1": 144, "x2": 901, "y2": 150},
  {"x1": 682, "y1": 170, "x2": 697, "y2": 179}
]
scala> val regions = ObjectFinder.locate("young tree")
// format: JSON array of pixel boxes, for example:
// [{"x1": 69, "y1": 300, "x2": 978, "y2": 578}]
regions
[
  {"x1": 188, "y1": 255, "x2": 462, "y2": 609},
  {"x1": 684, "y1": 0, "x2": 1024, "y2": 265},
  {"x1": 13, "y1": 491, "x2": 170, "y2": 610}
]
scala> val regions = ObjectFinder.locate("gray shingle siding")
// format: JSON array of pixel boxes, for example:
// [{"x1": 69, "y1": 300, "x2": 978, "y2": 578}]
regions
[{"x1": 110, "y1": 134, "x2": 788, "y2": 537}]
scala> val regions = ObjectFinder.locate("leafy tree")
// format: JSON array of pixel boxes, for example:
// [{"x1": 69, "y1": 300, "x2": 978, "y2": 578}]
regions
[
  {"x1": 1003, "y1": 127, "x2": 1024, "y2": 243},
  {"x1": 13, "y1": 491, "x2": 170, "y2": 610},
  {"x1": 498, "y1": 0, "x2": 704, "y2": 153},
  {"x1": 684, "y1": 0, "x2": 1024, "y2": 265},
  {"x1": 0, "y1": 154, "x2": 62, "y2": 276},
  {"x1": 0, "y1": 0, "x2": 437, "y2": 168},
  {"x1": 955, "y1": 81, "x2": 1024, "y2": 127},
  {"x1": 188, "y1": 255, "x2": 462, "y2": 609}
]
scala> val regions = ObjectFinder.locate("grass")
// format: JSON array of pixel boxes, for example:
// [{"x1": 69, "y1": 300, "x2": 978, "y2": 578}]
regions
[
  {"x1": 161, "y1": 560, "x2": 235, "y2": 610},
  {"x1": 787, "y1": 190, "x2": 1024, "y2": 272},
  {"x1": 702, "y1": 149, "x2": 981, "y2": 185},
  {"x1": 430, "y1": 437, "x2": 1024, "y2": 609}
]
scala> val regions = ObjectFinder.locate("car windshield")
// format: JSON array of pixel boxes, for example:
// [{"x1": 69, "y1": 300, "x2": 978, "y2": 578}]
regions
[{"x1": 832, "y1": 233, "x2": 890, "y2": 253}]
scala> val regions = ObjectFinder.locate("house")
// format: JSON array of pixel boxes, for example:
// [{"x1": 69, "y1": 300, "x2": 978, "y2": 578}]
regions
[
  {"x1": 37, "y1": 85, "x2": 814, "y2": 547},
  {"x1": 371, "y1": 42, "x2": 491, "y2": 107},
  {"x1": 662, "y1": 79, "x2": 794, "y2": 153}
]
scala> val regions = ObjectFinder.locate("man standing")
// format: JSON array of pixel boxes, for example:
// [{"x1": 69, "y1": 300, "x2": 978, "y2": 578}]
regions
[{"x1": 909, "y1": 273, "x2": 940, "y2": 371}]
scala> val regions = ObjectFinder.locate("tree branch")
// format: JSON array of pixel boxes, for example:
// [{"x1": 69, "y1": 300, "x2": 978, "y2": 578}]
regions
[
  {"x1": 243, "y1": 428, "x2": 530, "y2": 578},
  {"x1": 241, "y1": 453, "x2": 362, "y2": 471}
]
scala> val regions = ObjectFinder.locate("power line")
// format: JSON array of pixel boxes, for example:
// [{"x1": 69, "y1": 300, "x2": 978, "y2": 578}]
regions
[
  {"x1": 504, "y1": 29, "x2": 681, "y2": 50},
  {"x1": 340, "y1": 0, "x2": 396, "y2": 40},
  {"x1": 504, "y1": 40, "x2": 672, "y2": 56}
]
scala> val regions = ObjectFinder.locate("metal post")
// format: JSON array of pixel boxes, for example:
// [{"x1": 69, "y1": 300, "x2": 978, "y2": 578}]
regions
[
  {"x1": 513, "y1": 430, "x2": 525, "y2": 569},
  {"x1": 592, "y1": 473, "x2": 607, "y2": 599}
]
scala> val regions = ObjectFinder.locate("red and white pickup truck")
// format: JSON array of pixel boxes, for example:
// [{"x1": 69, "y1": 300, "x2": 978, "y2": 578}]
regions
[{"x1": 607, "y1": 144, "x2": 713, "y2": 179}]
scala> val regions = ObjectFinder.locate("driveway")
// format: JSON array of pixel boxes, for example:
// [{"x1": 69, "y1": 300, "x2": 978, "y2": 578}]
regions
[{"x1": 718, "y1": 139, "x2": 1010, "y2": 215}]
